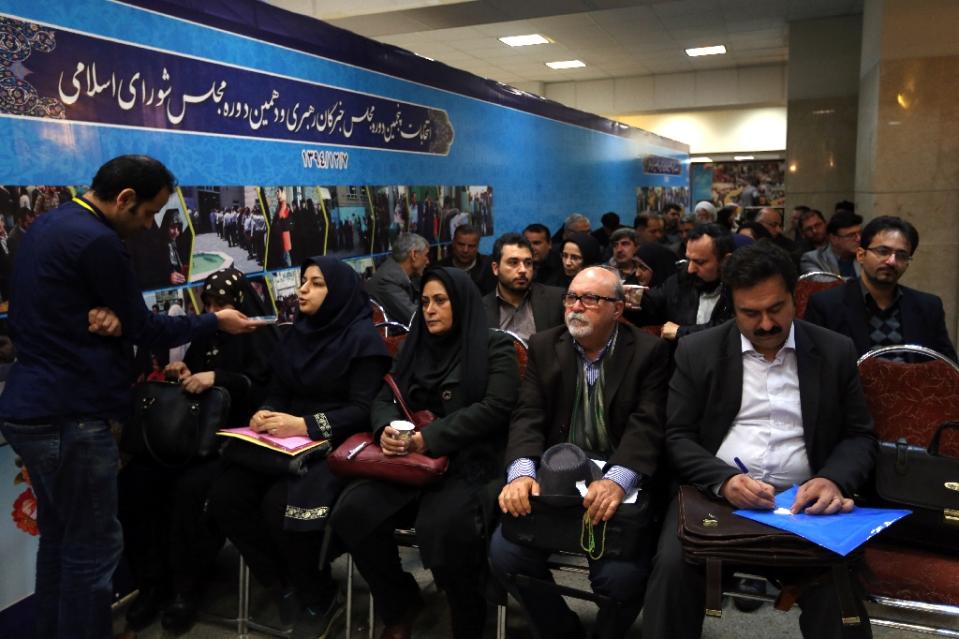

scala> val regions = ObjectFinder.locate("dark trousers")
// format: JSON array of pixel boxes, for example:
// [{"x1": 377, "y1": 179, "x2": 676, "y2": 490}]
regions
[
  {"x1": 336, "y1": 492, "x2": 488, "y2": 639},
  {"x1": 488, "y1": 525, "x2": 649, "y2": 639},
  {"x1": 117, "y1": 457, "x2": 224, "y2": 596},
  {"x1": 642, "y1": 496, "x2": 873, "y2": 639},
  {"x1": 1, "y1": 419, "x2": 123, "y2": 639},
  {"x1": 207, "y1": 463, "x2": 330, "y2": 606}
]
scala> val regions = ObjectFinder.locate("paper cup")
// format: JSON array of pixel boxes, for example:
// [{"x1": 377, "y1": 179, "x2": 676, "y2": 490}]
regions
[
  {"x1": 390, "y1": 420, "x2": 415, "y2": 444},
  {"x1": 623, "y1": 284, "x2": 647, "y2": 308}
]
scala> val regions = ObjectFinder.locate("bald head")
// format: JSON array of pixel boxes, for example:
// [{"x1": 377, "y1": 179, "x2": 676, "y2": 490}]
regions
[
  {"x1": 565, "y1": 266, "x2": 624, "y2": 348},
  {"x1": 757, "y1": 207, "x2": 783, "y2": 238}
]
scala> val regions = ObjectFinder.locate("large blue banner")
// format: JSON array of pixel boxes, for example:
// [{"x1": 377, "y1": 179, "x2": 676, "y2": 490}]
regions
[{"x1": 0, "y1": 15, "x2": 453, "y2": 155}]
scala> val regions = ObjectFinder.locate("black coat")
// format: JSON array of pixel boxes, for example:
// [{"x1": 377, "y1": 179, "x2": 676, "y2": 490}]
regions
[
  {"x1": 804, "y1": 278, "x2": 957, "y2": 362},
  {"x1": 505, "y1": 323, "x2": 669, "y2": 477},
  {"x1": 666, "y1": 319, "x2": 877, "y2": 497},
  {"x1": 632, "y1": 272, "x2": 734, "y2": 337},
  {"x1": 481, "y1": 283, "x2": 565, "y2": 336}
]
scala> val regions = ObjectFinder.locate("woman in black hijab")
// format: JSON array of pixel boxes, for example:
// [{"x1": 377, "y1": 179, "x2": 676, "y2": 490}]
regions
[
  {"x1": 557, "y1": 232, "x2": 602, "y2": 288},
  {"x1": 119, "y1": 268, "x2": 279, "y2": 634},
  {"x1": 208, "y1": 256, "x2": 391, "y2": 637},
  {"x1": 331, "y1": 266, "x2": 520, "y2": 639}
]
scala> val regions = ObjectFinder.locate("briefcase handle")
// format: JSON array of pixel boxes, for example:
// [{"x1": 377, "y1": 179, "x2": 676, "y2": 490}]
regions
[{"x1": 929, "y1": 421, "x2": 959, "y2": 456}]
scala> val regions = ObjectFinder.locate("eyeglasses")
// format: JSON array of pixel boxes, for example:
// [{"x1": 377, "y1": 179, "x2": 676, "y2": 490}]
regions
[
  {"x1": 865, "y1": 246, "x2": 913, "y2": 263},
  {"x1": 561, "y1": 293, "x2": 622, "y2": 309},
  {"x1": 834, "y1": 230, "x2": 861, "y2": 240},
  {"x1": 561, "y1": 252, "x2": 584, "y2": 263}
]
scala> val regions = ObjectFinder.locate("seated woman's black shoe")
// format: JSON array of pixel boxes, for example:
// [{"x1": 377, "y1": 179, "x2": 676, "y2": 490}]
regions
[
  {"x1": 160, "y1": 593, "x2": 198, "y2": 635},
  {"x1": 126, "y1": 587, "x2": 163, "y2": 631}
]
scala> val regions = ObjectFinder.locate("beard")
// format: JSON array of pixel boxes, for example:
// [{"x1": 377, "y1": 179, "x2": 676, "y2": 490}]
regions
[{"x1": 565, "y1": 311, "x2": 593, "y2": 339}]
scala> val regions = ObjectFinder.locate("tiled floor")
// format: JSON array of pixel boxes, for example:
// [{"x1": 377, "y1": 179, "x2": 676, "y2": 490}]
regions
[{"x1": 121, "y1": 545, "x2": 956, "y2": 638}]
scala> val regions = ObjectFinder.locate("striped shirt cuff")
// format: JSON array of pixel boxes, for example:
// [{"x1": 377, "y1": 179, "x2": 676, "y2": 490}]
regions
[
  {"x1": 507, "y1": 457, "x2": 537, "y2": 483},
  {"x1": 603, "y1": 465, "x2": 639, "y2": 494}
]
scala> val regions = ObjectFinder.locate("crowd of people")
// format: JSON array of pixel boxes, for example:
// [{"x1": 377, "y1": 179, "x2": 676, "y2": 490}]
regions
[{"x1": 0, "y1": 155, "x2": 956, "y2": 639}]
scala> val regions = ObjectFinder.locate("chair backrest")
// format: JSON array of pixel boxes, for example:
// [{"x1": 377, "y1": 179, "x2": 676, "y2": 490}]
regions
[
  {"x1": 639, "y1": 324, "x2": 663, "y2": 337},
  {"x1": 382, "y1": 331, "x2": 407, "y2": 358},
  {"x1": 494, "y1": 329, "x2": 529, "y2": 380},
  {"x1": 370, "y1": 299, "x2": 388, "y2": 325},
  {"x1": 858, "y1": 345, "x2": 959, "y2": 456},
  {"x1": 374, "y1": 320, "x2": 410, "y2": 338},
  {"x1": 793, "y1": 275, "x2": 843, "y2": 319}
]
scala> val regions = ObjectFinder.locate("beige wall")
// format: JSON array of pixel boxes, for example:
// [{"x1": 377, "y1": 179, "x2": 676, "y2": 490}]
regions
[
  {"x1": 616, "y1": 107, "x2": 787, "y2": 155},
  {"x1": 855, "y1": 0, "x2": 959, "y2": 345}
]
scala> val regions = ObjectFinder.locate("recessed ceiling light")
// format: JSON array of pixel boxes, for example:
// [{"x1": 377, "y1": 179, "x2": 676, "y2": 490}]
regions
[
  {"x1": 689, "y1": 156, "x2": 713, "y2": 163},
  {"x1": 685, "y1": 45, "x2": 726, "y2": 57},
  {"x1": 546, "y1": 60, "x2": 586, "y2": 70},
  {"x1": 733, "y1": 155, "x2": 755, "y2": 161},
  {"x1": 499, "y1": 34, "x2": 551, "y2": 47}
]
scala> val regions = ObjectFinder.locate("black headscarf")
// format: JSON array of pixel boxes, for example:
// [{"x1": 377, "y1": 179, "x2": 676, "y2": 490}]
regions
[
  {"x1": 557, "y1": 233, "x2": 602, "y2": 288},
  {"x1": 273, "y1": 256, "x2": 389, "y2": 388},
  {"x1": 395, "y1": 266, "x2": 489, "y2": 407}
]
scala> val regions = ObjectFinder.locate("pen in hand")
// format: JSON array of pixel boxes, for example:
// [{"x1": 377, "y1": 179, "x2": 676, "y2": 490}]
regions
[{"x1": 733, "y1": 457, "x2": 749, "y2": 474}]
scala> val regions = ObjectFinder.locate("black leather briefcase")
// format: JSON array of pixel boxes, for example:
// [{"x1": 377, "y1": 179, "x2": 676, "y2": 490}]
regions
[{"x1": 867, "y1": 421, "x2": 959, "y2": 553}]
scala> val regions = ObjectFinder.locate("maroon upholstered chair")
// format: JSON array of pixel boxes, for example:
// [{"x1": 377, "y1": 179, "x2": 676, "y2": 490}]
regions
[
  {"x1": 794, "y1": 271, "x2": 843, "y2": 320},
  {"x1": 857, "y1": 345, "x2": 959, "y2": 633}
]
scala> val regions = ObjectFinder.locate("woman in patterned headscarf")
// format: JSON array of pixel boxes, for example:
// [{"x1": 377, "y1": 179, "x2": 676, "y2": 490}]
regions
[{"x1": 118, "y1": 267, "x2": 279, "y2": 635}]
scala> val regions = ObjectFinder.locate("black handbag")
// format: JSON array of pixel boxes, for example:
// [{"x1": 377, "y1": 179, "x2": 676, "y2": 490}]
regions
[
  {"x1": 501, "y1": 494, "x2": 650, "y2": 560},
  {"x1": 868, "y1": 421, "x2": 959, "y2": 553},
  {"x1": 120, "y1": 381, "x2": 231, "y2": 466}
]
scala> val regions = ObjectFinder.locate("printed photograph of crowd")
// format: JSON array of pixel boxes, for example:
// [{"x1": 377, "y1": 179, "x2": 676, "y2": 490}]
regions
[
  {"x1": 636, "y1": 186, "x2": 690, "y2": 216},
  {"x1": 0, "y1": 185, "x2": 75, "y2": 312},
  {"x1": 180, "y1": 186, "x2": 266, "y2": 277},
  {"x1": 691, "y1": 160, "x2": 786, "y2": 211}
]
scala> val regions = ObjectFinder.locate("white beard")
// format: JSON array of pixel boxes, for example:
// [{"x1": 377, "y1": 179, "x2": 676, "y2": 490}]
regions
[{"x1": 565, "y1": 311, "x2": 593, "y2": 339}]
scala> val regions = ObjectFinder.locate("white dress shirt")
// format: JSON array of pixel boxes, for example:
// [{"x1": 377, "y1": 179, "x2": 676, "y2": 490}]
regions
[
  {"x1": 696, "y1": 287, "x2": 722, "y2": 325},
  {"x1": 715, "y1": 324, "x2": 812, "y2": 491}
]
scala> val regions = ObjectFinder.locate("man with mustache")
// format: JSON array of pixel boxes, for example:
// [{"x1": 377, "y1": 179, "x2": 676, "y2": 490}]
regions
[
  {"x1": 490, "y1": 266, "x2": 669, "y2": 639},
  {"x1": 482, "y1": 233, "x2": 565, "y2": 341},
  {"x1": 804, "y1": 216, "x2": 956, "y2": 360},
  {"x1": 634, "y1": 224, "x2": 735, "y2": 341},
  {"x1": 643, "y1": 240, "x2": 877, "y2": 639}
]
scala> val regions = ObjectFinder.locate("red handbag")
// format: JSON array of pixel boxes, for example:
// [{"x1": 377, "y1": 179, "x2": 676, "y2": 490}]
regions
[{"x1": 327, "y1": 375, "x2": 449, "y2": 487}]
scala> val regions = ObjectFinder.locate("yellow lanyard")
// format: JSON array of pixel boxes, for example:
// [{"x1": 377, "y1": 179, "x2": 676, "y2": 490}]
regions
[{"x1": 72, "y1": 196, "x2": 103, "y2": 220}]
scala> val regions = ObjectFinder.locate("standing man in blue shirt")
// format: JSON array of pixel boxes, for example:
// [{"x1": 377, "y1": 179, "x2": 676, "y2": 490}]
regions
[{"x1": 0, "y1": 155, "x2": 261, "y2": 639}]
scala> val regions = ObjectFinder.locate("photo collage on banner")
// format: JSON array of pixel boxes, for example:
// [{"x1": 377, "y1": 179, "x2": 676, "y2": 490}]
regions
[
  {"x1": 636, "y1": 186, "x2": 691, "y2": 217},
  {"x1": 0, "y1": 184, "x2": 494, "y2": 329},
  {"x1": 690, "y1": 160, "x2": 786, "y2": 213}
]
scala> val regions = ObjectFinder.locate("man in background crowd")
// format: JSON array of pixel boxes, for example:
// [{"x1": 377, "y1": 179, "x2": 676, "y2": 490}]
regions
[
  {"x1": 635, "y1": 212, "x2": 677, "y2": 288},
  {"x1": 439, "y1": 223, "x2": 496, "y2": 294},
  {"x1": 805, "y1": 215, "x2": 956, "y2": 360},
  {"x1": 367, "y1": 232, "x2": 430, "y2": 325},
  {"x1": 800, "y1": 210, "x2": 862, "y2": 278}
]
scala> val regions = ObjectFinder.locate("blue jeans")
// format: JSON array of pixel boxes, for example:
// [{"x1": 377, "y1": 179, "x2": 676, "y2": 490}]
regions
[
  {"x1": 489, "y1": 524, "x2": 650, "y2": 639},
  {"x1": 1, "y1": 419, "x2": 123, "y2": 639}
]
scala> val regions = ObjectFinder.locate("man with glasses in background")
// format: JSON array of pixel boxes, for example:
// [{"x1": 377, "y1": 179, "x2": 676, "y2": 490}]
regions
[
  {"x1": 800, "y1": 210, "x2": 863, "y2": 278},
  {"x1": 490, "y1": 265, "x2": 669, "y2": 639},
  {"x1": 805, "y1": 216, "x2": 956, "y2": 360}
]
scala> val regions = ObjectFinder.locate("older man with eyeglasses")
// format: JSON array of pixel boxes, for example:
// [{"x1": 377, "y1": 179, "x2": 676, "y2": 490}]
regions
[
  {"x1": 799, "y1": 210, "x2": 863, "y2": 279},
  {"x1": 804, "y1": 215, "x2": 956, "y2": 360},
  {"x1": 489, "y1": 265, "x2": 670, "y2": 639}
]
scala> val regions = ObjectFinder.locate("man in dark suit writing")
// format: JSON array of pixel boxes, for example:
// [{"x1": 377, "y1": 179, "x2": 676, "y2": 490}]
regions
[{"x1": 643, "y1": 240, "x2": 876, "y2": 639}]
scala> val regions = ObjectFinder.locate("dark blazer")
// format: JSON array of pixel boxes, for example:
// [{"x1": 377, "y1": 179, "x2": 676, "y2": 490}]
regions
[
  {"x1": 481, "y1": 283, "x2": 565, "y2": 336},
  {"x1": 366, "y1": 256, "x2": 417, "y2": 326},
  {"x1": 804, "y1": 278, "x2": 957, "y2": 361},
  {"x1": 371, "y1": 330, "x2": 520, "y2": 482},
  {"x1": 505, "y1": 323, "x2": 669, "y2": 477},
  {"x1": 632, "y1": 272, "x2": 733, "y2": 337},
  {"x1": 666, "y1": 319, "x2": 876, "y2": 497},
  {"x1": 438, "y1": 253, "x2": 497, "y2": 295}
]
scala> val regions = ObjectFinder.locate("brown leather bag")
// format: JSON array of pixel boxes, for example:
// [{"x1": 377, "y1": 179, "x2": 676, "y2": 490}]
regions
[
  {"x1": 327, "y1": 375, "x2": 449, "y2": 487},
  {"x1": 677, "y1": 485, "x2": 863, "y2": 624}
]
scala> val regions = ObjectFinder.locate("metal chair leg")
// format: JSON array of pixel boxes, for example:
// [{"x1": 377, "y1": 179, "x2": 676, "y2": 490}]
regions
[
  {"x1": 368, "y1": 593, "x2": 375, "y2": 639},
  {"x1": 496, "y1": 603, "x2": 507, "y2": 639},
  {"x1": 345, "y1": 554, "x2": 353, "y2": 639},
  {"x1": 238, "y1": 555, "x2": 250, "y2": 639}
]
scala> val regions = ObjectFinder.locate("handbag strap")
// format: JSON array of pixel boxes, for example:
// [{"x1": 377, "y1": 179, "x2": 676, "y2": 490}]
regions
[
  {"x1": 383, "y1": 374, "x2": 416, "y2": 424},
  {"x1": 929, "y1": 420, "x2": 959, "y2": 456}
]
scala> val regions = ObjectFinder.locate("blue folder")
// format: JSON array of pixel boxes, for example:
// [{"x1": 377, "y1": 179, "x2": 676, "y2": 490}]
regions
[{"x1": 733, "y1": 485, "x2": 911, "y2": 556}]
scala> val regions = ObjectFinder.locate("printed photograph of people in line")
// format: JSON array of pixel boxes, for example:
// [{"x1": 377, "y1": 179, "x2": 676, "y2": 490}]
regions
[
  {"x1": 370, "y1": 185, "x2": 409, "y2": 248},
  {"x1": 139, "y1": 286, "x2": 197, "y2": 381},
  {"x1": 0, "y1": 185, "x2": 74, "y2": 313},
  {"x1": 180, "y1": 186, "x2": 266, "y2": 278},
  {"x1": 261, "y1": 186, "x2": 329, "y2": 270},
  {"x1": 325, "y1": 186, "x2": 379, "y2": 258},
  {"x1": 636, "y1": 186, "x2": 690, "y2": 216},
  {"x1": 118, "y1": 190, "x2": 193, "y2": 291},
  {"x1": 267, "y1": 267, "x2": 300, "y2": 323}
]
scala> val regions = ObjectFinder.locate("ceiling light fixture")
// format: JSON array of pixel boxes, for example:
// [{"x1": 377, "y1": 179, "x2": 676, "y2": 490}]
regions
[
  {"x1": 733, "y1": 155, "x2": 755, "y2": 161},
  {"x1": 546, "y1": 59, "x2": 586, "y2": 69},
  {"x1": 499, "y1": 34, "x2": 551, "y2": 47},
  {"x1": 685, "y1": 45, "x2": 726, "y2": 57},
  {"x1": 689, "y1": 156, "x2": 713, "y2": 163}
]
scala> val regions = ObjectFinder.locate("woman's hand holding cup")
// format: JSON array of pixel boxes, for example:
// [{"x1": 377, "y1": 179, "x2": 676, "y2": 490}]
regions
[{"x1": 381, "y1": 420, "x2": 416, "y2": 456}]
